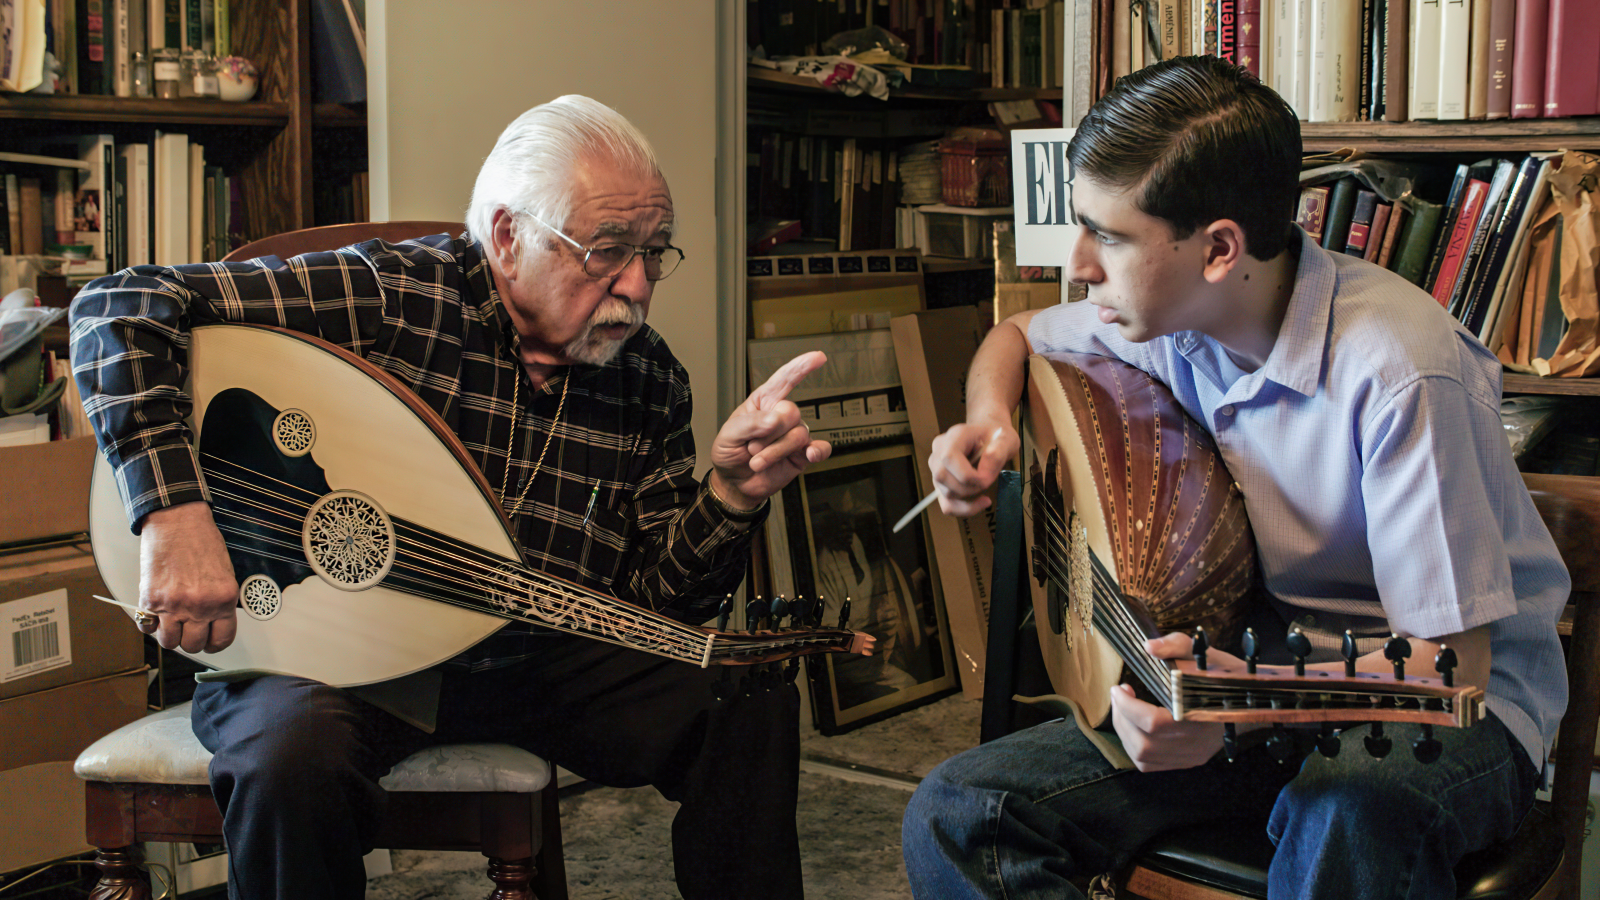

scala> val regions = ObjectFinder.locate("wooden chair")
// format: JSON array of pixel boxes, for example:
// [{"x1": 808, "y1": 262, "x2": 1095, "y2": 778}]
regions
[
  {"x1": 981, "y1": 471, "x2": 1600, "y2": 900},
  {"x1": 73, "y1": 222, "x2": 567, "y2": 900}
]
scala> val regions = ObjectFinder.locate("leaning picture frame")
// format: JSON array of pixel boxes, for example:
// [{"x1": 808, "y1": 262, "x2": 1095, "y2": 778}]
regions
[{"x1": 777, "y1": 442, "x2": 960, "y2": 735}]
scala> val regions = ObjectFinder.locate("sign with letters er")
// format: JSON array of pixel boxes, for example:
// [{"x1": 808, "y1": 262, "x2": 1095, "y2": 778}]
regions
[{"x1": 1008, "y1": 128, "x2": 1077, "y2": 266}]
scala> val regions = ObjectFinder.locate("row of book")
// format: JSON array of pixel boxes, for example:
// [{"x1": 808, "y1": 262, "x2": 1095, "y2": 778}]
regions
[
  {"x1": 749, "y1": 131, "x2": 904, "y2": 253},
  {"x1": 1109, "y1": 0, "x2": 1600, "y2": 123},
  {"x1": 1296, "y1": 150, "x2": 1587, "y2": 374},
  {"x1": 1, "y1": 132, "x2": 237, "y2": 281},
  {"x1": 2, "y1": 0, "x2": 233, "y2": 96}
]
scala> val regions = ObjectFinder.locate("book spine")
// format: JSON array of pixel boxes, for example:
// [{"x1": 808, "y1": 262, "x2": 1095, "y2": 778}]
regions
[
  {"x1": 1429, "y1": 178, "x2": 1487, "y2": 305},
  {"x1": 1367, "y1": 0, "x2": 1386, "y2": 120},
  {"x1": 1237, "y1": 0, "x2": 1261, "y2": 75},
  {"x1": 78, "y1": 0, "x2": 106, "y2": 95},
  {"x1": 1344, "y1": 189, "x2": 1379, "y2": 255},
  {"x1": 1543, "y1": 0, "x2": 1600, "y2": 118},
  {"x1": 1410, "y1": 0, "x2": 1440, "y2": 118},
  {"x1": 1296, "y1": 184, "x2": 1331, "y2": 244},
  {"x1": 1466, "y1": 0, "x2": 1491, "y2": 118},
  {"x1": 183, "y1": 0, "x2": 198, "y2": 48},
  {"x1": 1356, "y1": 0, "x2": 1373, "y2": 119},
  {"x1": 1363, "y1": 201, "x2": 1392, "y2": 261},
  {"x1": 1309, "y1": 0, "x2": 1359, "y2": 122},
  {"x1": 111, "y1": 0, "x2": 129, "y2": 96},
  {"x1": 1510, "y1": 0, "x2": 1549, "y2": 118},
  {"x1": 1376, "y1": 199, "x2": 1407, "y2": 268},
  {"x1": 1273, "y1": 0, "x2": 1295, "y2": 100},
  {"x1": 1322, "y1": 177, "x2": 1360, "y2": 249},
  {"x1": 213, "y1": 0, "x2": 226, "y2": 56},
  {"x1": 1383, "y1": 0, "x2": 1408, "y2": 120},
  {"x1": 1293, "y1": 0, "x2": 1313, "y2": 117},
  {"x1": 1436, "y1": 0, "x2": 1469, "y2": 119},
  {"x1": 1394, "y1": 197, "x2": 1442, "y2": 285},
  {"x1": 1204, "y1": 0, "x2": 1219, "y2": 55},
  {"x1": 1485, "y1": 0, "x2": 1515, "y2": 118}
]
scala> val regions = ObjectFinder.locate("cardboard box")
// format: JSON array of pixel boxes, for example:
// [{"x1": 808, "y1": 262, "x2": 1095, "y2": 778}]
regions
[
  {"x1": 0, "y1": 667, "x2": 149, "y2": 772},
  {"x1": 890, "y1": 308, "x2": 996, "y2": 698},
  {"x1": 0, "y1": 436, "x2": 98, "y2": 546},
  {"x1": 1, "y1": 542, "x2": 143, "y2": 701},
  {"x1": 0, "y1": 761, "x2": 91, "y2": 873}
]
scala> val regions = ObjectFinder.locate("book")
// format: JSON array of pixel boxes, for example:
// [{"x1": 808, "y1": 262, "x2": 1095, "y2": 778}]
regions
[
  {"x1": 1272, "y1": 0, "x2": 1295, "y2": 102},
  {"x1": 1466, "y1": 0, "x2": 1491, "y2": 118},
  {"x1": 110, "y1": 0, "x2": 129, "y2": 96},
  {"x1": 1421, "y1": 163, "x2": 1475, "y2": 291},
  {"x1": 1392, "y1": 195, "x2": 1443, "y2": 285},
  {"x1": 152, "y1": 130, "x2": 188, "y2": 266},
  {"x1": 74, "y1": 134, "x2": 113, "y2": 263},
  {"x1": 75, "y1": 0, "x2": 106, "y2": 94},
  {"x1": 1237, "y1": 0, "x2": 1261, "y2": 76},
  {"x1": 1510, "y1": 0, "x2": 1549, "y2": 118},
  {"x1": 3, "y1": 173, "x2": 18, "y2": 254},
  {"x1": 1296, "y1": 184, "x2": 1332, "y2": 244},
  {"x1": 18, "y1": 176, "x2": 43, "y2": 255},
  {"x1": 1343, "y1": 188, "x2": 1379, "y2": 255},
  {"x1": 1410, "y1": 0, "x2": 1441, "y2": 118},
  {"x1": 1485, "y1": 0, "x2": 1515, "y2": 118},
  {"x1": 1375, "y1": 198, "x2": 1408, "y2": 268},
  {"x1": 1444, "y1": 158, "x2": 1515, "y2": 318},
  {"x1": 1309, "y1": 0, "x2": 1360, "y2": 122},
  {"x1": 1383, "y1": 0, "x2": 1408, "y2": 120},
  {"x1": 1465, "y1": 156, "x2": 1546, "y2": 338},
  {"x1": 187, "y1": 141, "x2": 204, "y2": 262},
  {"x1": 1293, "y1": 0, "x2": 1314, "y2": 118},
  {"x1": 1436, "y1": 0, "x2": 1470, "y2": 119},
  {"x1": 1363, "y1": 201, "x2": 1392, "y2": 261},
  {"x1": 118, "y1": 141, "x2": 148, "y2": 267},
  {"x1": 1543, "y1": 0, "x2": 1600, "y2": 117},
  {"x1": 1534, "y1": 218, "x2": 1565, "y2": 360},
  {"x1": 1366, "y1": 0, "x2": 1385, "y2": 120},
  {"x1": 1321, "y1": 177, "x2": 1360, "y2": 250},
  {"x1": 1356, "y1": 0, "x2": 1374, "y2": 119},
  {"x1": 1428, "y1": 176, "x2": 1488, "y2": 306},
  {"x1": 1483, "y1": 155, "x2": 1557, "y2": 351}
]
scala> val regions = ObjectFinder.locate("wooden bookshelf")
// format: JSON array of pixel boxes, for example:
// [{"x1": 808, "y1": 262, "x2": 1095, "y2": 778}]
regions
[
  {"x1": 748, "y1": 65, "x2": 1063, "y2": 102},
  {"x1": 1301, "y1": 118, "x2": 1600, "y2": 154},
  {"x1": 1504, "y1": 373, "x2": 1600, "y2": 398}
]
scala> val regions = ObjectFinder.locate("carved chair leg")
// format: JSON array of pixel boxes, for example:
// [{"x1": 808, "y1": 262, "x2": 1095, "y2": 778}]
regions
[
  {"x1": 88, "y1": 847, "x2": 153, "y2": 900},
  {"x1": 485, "y1": 855, "x2": 535, "y2": 900}
]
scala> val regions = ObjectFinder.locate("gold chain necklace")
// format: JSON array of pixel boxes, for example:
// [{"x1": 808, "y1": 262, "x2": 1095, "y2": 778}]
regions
[{"x1": 501, "y1": 365, "x2": 570, "y2": 514}]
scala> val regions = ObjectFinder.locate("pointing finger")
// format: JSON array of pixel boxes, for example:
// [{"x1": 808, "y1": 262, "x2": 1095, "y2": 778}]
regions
[{"x1": 749, "y1": 351, "x2": 827, "y2": 410}]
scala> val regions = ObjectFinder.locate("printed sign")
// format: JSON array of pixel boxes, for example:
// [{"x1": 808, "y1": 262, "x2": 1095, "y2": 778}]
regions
[
  {"x1": 1008, "y1": 127, "x2": 1078, "y2": 266},
  {"x1": 2, "y1": 589, "x2": 73, "y2": 683}
]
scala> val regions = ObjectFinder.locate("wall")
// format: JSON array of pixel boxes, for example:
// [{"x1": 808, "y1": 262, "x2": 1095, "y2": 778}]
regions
[{"x1": 367, "y1": 0, "x2": 726, "y2": 465}]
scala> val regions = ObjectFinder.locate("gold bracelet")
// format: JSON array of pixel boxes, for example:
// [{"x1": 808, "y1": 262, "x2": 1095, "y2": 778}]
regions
[{"x1": 706, "y1": 479, "x2": 768, "y2": 521}]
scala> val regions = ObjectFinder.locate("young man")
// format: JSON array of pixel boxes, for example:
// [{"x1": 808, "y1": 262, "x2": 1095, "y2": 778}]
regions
[
  {"x1": 903, "y1": 57, "x2": 1568, "y2": 899},
  {"x1": 72, "y1": 95, "x2": 835, "y2": 900}
]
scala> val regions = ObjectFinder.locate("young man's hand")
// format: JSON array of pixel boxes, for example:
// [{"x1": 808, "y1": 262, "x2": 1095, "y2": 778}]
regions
[
  {"x1": 1109, "y1": 632, "x2": 1247, "y2": 772},
  {"x1": 927, "y1": 421, "x2": 1018, "y2": 516}
]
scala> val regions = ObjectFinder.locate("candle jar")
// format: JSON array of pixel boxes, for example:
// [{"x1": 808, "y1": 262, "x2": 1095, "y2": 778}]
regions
[
  {"x1": 131, "y1": 51, "x2": 150, "y2": 98},
  {"x1": 178, "y1": 49, "x2": 207, "y2": 98},
  {"x1": 152, "y1": 48, "x2": 181, "y2": 99}
]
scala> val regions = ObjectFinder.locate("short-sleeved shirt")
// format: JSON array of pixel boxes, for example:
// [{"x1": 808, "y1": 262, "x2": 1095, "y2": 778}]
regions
[
  {"x1": 69, "y1": 232, "x2": 762, "y2": 668},
  {"x1": 1027, "y1": 226, "x2": 1569, "y2": 769}
]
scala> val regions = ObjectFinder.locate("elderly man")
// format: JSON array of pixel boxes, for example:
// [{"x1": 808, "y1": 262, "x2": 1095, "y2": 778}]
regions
[{"x1": 71, "y1": 95, "x2": 829, "y2": 900}]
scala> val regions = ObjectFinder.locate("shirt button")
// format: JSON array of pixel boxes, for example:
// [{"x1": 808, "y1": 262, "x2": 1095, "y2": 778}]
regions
[{"x1": 1221, "y1": 405, "x2": 1236, "y2": 416}]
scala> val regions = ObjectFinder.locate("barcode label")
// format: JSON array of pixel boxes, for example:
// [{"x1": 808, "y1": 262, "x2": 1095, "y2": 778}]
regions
[
  {"x1": 13, "y1": 621, "x2": 61, "y2": 666},
  {"x1": 2, "y1": 588, "x2": 73, "y2": 683}
]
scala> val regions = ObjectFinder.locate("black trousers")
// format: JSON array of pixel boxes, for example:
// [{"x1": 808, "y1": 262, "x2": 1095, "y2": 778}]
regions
[{"x1": 191, "y1": 634, "x2": 803, "y2": 900}]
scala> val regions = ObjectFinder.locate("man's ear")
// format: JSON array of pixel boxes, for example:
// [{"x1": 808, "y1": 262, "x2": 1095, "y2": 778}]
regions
[
  {"x1": 1200, "y1": 219, "x2": 1247, "y2": 285},
  {"x1": 489, "y1": 208, "x2": 520, "y2": 279}
]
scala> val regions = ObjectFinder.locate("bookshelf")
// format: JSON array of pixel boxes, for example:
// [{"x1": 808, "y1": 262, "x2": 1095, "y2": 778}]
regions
[
  {"x1": 0, "y1": 0, "x2": 322, "y2": 254},
  {"x1": 748, "y1": 64, "x2": 1064, "y2": 103}
]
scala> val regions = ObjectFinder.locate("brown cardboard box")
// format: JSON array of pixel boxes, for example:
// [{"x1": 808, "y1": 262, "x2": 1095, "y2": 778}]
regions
[
  {"x1": 0, "y1": 436, "x2": 98, "y2": 546},
  {"x1": 1, "y1": 543, "x2": 143, "y2": 701},
  {"x1": 890, "y1": 308, "x2": 996, "y2": 699},
  {"x1": 0, "y1": 669, "x2": 148, "y2": 873}
]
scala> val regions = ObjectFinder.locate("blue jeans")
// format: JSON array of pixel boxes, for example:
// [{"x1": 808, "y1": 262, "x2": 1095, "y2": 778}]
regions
[{"x1": 902, "y1": 714, "x2": 1538, "y2": 900}]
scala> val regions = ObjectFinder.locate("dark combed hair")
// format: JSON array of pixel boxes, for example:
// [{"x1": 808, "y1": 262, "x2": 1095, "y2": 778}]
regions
[{"x1": 1067, "y1": 56, "x2": 1302, "y2": 260}]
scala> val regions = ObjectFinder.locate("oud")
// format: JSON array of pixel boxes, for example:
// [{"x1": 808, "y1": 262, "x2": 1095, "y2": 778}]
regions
[
  {"x1": 87, "y1": 324, "x2": 872, "y2": 688},
  {"x1": 1022, "y1": 352, "x2": 1483, "y2": 764}
]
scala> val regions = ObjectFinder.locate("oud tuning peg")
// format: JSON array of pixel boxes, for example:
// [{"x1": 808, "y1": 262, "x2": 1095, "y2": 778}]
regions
[
  {"x1": 1266, "y1": 727, "x2": 1296, "y2": 763},
  {"x1": 1192, "y1": 627, "x2": 1210, "y2": 671},
  {"x1": 809, "y1": 596, "x2": 827, "y2": 628},
  {"x1": 788, "y1": 596, "x2": 810, "y2": 628},
  {"x1": 717, "y1": 595, "x2": 732, "y2": 632},
  {"x1": 1363, "y1": 722, "x2": 1393, "y2": 759},
  {"x1": 746, "y1": 596, "x2": 770, "y2": 632},
  {"x1": 1222, "y1": 723, "x2": 1239, "y2": 762},
  {"x1": 1342, "y1": 630, "x2": 1358, "y2": 677},
  {"x1": 1316, "y1": 725, "x2": 1341, "y2": 758},
  {"x1": 771, "y1": 596, "x2": 789, "y2": 627},
  {"x1": 1412, "y1": 725, "x2": 1443, "y2": 764},
  {"x1": 837, "y1": 598, "x2": 853, "y2": 630},
  {"x1": 1287, "y1": 627, "x2": 1312, "y2": 676},
  {"x1": 1241, "y1": 628, "x2": 1259, "y2": 674},
  {"x1": 1435, "y1": 645, "x2": 1457, "y2": 688},
  {"x1": 1384, "y1": 634, "x2": 1411, "y2": 680}
]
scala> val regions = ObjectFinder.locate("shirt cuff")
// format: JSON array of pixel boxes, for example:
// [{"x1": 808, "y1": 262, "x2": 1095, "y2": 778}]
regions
[
  {"x1": 117, "y1": 442, "x2": 211, "y2": 534},
  {"x1": 701, "y1": 478, "x2": 769, "y2": 524}
]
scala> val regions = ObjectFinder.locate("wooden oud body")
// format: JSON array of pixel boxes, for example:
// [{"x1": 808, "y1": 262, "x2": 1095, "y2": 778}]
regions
[
  {"x1": 1023, "y1": 352, "x2": 1256, "y2": 731},
  {"x1": 89, "y1": 324, "x2": 510, "y2": 687}
]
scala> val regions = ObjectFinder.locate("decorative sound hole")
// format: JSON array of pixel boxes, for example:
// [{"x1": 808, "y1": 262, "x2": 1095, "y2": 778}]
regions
[
  {"x1": 239, "y1": 575, "x2": 282, "y2": 620},
  {"x1": 1067, "y1": 511, "x2": 1094, "y2": 641},
  {"x1": 273, "y1": 409, "x2": 316, "y2": 457},
  {"x1": 301, "y1": 490, "x2": 396, "y2": 591}
]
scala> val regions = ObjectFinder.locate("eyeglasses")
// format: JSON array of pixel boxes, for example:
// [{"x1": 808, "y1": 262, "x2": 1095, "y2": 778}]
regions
[{"x1": 525, "y1": 213, "x2": 684, "y2": 281}]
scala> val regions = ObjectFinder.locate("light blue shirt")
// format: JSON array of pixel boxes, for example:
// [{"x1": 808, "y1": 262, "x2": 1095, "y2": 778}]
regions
[{"x1": 1028, "y1": 227, "x2": 1569, "y2": 769}]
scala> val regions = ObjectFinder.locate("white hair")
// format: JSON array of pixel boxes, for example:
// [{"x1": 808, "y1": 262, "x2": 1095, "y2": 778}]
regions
[{"x1": 465, "y1": 95, "x2": 662, "y2": 250}]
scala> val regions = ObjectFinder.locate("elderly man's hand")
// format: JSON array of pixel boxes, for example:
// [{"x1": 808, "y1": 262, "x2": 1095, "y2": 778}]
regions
[{"x1": 708, "y1": 351, "x2": 831, "y2": 511}]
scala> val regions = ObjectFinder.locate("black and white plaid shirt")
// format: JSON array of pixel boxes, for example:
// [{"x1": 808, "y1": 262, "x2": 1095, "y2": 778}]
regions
[{"x1": 70, "y1": 231, "x2": 763, "y2": 669}]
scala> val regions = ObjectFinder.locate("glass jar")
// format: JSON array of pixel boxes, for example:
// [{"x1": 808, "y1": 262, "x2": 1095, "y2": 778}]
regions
[
  {"x1": 131, "y1": 51, "x2": 150, "y2": 98},
  {"x1": 151, "y1": 47, "x2": 181, "y2": 99},
  {"x1": 178, "y1": 49, "x2": 206, "y2": 98},
  {"x1": 191, "y1": 53, "x2": 220, "y2": 98}
]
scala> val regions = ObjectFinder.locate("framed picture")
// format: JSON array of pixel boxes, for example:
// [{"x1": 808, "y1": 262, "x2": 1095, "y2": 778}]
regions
[{"x1": 776, "y1": 442, "x2": 960, "y2": 735}]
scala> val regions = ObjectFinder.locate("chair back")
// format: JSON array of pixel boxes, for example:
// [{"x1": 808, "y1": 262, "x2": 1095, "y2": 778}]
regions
[{"x1": 222, "y1": 221, "x2": 464, "y2": 263}]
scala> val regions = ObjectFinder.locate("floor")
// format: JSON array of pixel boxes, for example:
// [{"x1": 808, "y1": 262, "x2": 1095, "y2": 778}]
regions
[{"x1": 364, "y1": 691, "x2": 983, "y2": 900}]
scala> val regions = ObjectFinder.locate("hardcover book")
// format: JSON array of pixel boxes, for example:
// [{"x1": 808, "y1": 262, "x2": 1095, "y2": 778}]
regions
[
  {"x1": 1485, "y1": 0, "x2": 1515, "y2": 118},
  {"x1": 1296, "y1": 184, "x2": 1332, "y2": 244},
  {"x1": 1543, "y1": 0, "x2": 1600, "y2": 117},
  {"x1": 1510, "y1": 0, "x2": 1549, "y2": 118},
  {"x1": 1392, "y1": 195, "x2": 1443, "y2": 286},
  {"x1": 1410, "y1": 0, "x2": 1441, "y2": 118},
  {"x1": 1344, "y1": 189, "x2": 1379, "y2": 256},
  {"x1": 1321, "y1": 177, "x2": 1360, "y2": 251},
  {"x1": 1429, "y1": 177, "x2": 1488, "y2": 306}
]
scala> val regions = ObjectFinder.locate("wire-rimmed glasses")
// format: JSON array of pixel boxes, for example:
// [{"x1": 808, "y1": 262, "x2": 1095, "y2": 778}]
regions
[{"x1": 526, "y1": 212, "x2": 684, "y2": 281}]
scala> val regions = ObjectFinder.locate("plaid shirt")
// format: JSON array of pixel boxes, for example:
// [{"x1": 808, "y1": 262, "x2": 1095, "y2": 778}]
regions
[{"x1": 70, "y1": 232, "x2": 763, "y2": 669}]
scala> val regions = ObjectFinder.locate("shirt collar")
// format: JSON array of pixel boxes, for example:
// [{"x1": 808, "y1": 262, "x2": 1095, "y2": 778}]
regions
[{"x1": 1251, "y1": 226, "x2": 1334, "y2": 398}]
